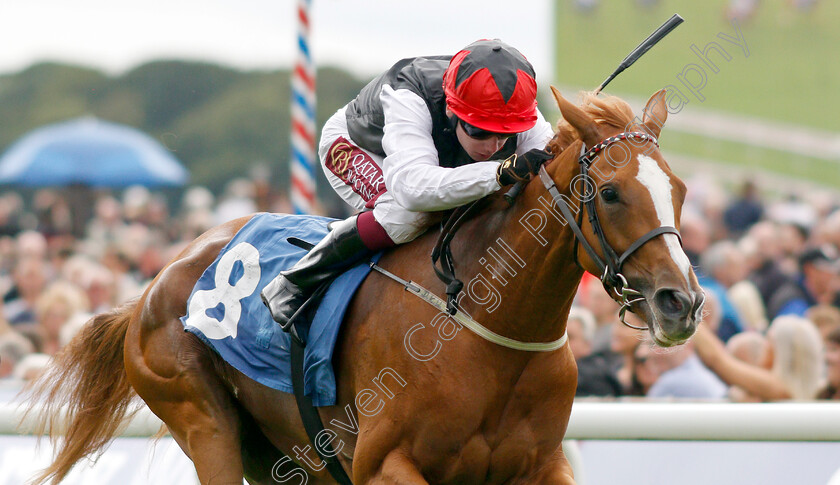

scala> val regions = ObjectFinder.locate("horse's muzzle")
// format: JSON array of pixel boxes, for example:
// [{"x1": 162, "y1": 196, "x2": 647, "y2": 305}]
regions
[{"x1": 650, "y1": 287, "x2": 704, "y2": 345}]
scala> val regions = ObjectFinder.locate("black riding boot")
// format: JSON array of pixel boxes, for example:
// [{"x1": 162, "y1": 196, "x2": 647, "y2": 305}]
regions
[{"x1": 261, "y1": 215, "x2": 371, "y2": 331}]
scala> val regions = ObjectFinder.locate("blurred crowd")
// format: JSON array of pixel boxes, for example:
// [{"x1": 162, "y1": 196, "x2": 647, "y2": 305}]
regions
[
  {"x1": 570, "y1": 177, "x2": 840, "y2": 402},
  {"x1": 2, "y1": 172, "x2": 840, "y2": 405},
  {"x1": 0, "y1": 168, "x2": 302, "y2": 381}
]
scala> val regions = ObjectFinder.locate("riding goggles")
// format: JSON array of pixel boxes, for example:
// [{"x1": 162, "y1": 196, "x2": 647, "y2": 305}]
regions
[{"x1": 460, "y1": 120, "x2": 518, "y2": 140}]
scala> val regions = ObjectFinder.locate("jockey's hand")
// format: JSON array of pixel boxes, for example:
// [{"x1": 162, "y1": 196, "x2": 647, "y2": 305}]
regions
[{"x1": 496, "y1": 149, "x2": 554, "y2": 186}]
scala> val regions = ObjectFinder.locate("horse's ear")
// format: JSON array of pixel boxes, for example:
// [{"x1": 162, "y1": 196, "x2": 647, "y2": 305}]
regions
[
  {"x1": 550, "y1": 86, "x2": 601, "y2": 147},
  {"x1": 642, "y1": 89, "x2": 668, "y2": 138}
]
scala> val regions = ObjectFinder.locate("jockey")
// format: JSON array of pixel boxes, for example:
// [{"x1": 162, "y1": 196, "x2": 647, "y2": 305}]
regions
[{"x1": 262, "y1": 39, "x2": 555, "y2": 330}]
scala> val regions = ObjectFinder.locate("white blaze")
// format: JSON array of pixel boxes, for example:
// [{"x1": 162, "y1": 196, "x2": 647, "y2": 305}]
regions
[{"x1": 635, "y1": 154, "x2": 692, "y2": 285}]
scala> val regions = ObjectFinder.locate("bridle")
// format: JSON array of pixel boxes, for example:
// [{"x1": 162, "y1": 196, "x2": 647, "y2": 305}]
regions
[{"x1": 538, "y1": 131, "x2": 681, "y2": 329}]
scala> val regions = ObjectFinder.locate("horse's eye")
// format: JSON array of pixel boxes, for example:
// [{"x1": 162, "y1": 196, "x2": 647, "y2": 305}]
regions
[{"x1": 601, "y1": 187, "x2": 619, "y2": 203}]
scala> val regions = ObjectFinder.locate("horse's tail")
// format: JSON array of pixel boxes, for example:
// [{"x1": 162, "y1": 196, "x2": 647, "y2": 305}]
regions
[{"x1": 22, "y1": 300, "x2": 139, "y2": 485}]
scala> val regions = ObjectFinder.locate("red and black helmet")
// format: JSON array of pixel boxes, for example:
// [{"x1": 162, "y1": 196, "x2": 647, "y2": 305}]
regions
[{"x1": 443, "y1": 39, "x2": 539, "y2": 134}]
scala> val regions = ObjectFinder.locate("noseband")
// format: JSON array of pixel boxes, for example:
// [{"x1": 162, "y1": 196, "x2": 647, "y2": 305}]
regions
[{"x1": 538, "y1": 132, "x2": 681, "y2": 329}]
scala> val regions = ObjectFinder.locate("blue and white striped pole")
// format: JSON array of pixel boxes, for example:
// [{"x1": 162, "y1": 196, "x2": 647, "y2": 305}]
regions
[{"x1": 290, "y1": 0, "x2": 316, "y2": 214}]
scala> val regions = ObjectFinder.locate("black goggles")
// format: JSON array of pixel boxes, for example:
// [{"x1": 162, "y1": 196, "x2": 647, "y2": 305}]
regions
[{"x1": 459, "y1": 120, "x2": 517, "y2": 140}]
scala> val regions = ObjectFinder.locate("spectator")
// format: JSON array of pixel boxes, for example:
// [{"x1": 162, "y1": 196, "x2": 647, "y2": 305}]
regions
[
  {"x1": 693, "y1": 315, "x2": 824, "y2": 401},
  {"x1": 0, "y1": 304, "x2": 8, "y2": 335},
  {"x1": 179, "y1": 187, "x2": 216, "y2": 240},
  {"x1": 817, "y1": 325, "x2": 840, "y2": 400},
  {"x1": 144, "y1": 194, "x2": 176, "y2": 242},
  {"x1": 807, "y1": 304, "x2": 840, "y2": 342},
  {"x1": 725, "y1": 331, "x2": 767, "y2": 402},
  {"x1": 567, "y1": 306, "x2": 594, "y2": 360},
  {"x1": 794, "y1": 246, "x2": 840, "y2": 309},
  {"x1": 679, "y1": 210, "x2": 711, "y2": 267},
  {"x1": 764, "y1": 245, "x2": 840, "y2": 317},
  {"x1": 3, "y1": 258, "x2": 49, "y2": 325},
  {"x1": 726, "y1": 331, "x2": 766, "y2": 366},
  {"x1": 0, "y1": 235, "x2": 15, "y2": 279},
  {"x1": 568, "y1": 306, "x2": 622, "y2": 397},
  {"x1": 727, "y1": 280, "x2": 769, "y2": 332},
  {"x1": 0, "y1": 192, "x2": 24, "y2": 237},
  {"x1": 12, "y1": 353, "x2": 51, "y2": 381},
  {"x1": 579, "y1": 274, "x2": 621, "y2": 355},
  {"x1": 214, "y1": 178, "x2": 258, "y2": 226},
  {"x1": 699, "y1": 242, "x2": 747, "y2": 340},
  {"x1": 250, "y1": 164, "x2": 273, "y2": 213},
  {"x1": 638, "y1": 336, "x2": 728, "y2": 400},
  {"x1": 85, "y1": 195, "x2": 126, "y2": 249},
  {"x1": 700, "y1": 289, "x2": 722, "y2": 335},
  {"x1": 744, "y1": 222, "x2": 809, "y2": 319},
  {"x1": 14, "y1": 230, "x2": 49, "y2": 261},
  {"x1": 776, "y1": 222, "x2": 809, "y2": 276},
  {"x1": 59, "y1": 312, "x2": 91, "y2": 349},
  {"x1": 3, "y1": 232, "x2": 50, "y2": 308},
  {"x1": 611, "y1": 313, "x2": 647, "y2": 395},
  {"x1": 701, "y1": 241, "x2": 749, "y2": 289},
  {"x1": 723, "y1": 180, "x2": 763, "y2": 238},
  {"x1": 813, "y1": 209, "x2": 840, "y2": 249},
  {"x1": 631, "y1": 341, "x2": 660, "y2": 396},
  {"x1": 137, "y1": 242, "x2": 169, "y2": 284},
  {"x1": 122, "y1": 185, "x2": 151, "y2": 224},
  {"x1": 33, "y1": 189, "x2": 73, "y2": 239},
  {"x1": 768, "y1": 195, "x2": 816, "y2": 236},
  {"x1": 725, "y1": 0, "x2": 760, "y2": 25},
  {"x1": 101, "y1": 246, "x2": 144, "y2": 305},
  {"x1": 769, "y1": 316, "x2": 825, "y2": 400},
  {"x1": 0, "y1": 331, "x2": 35, "y2": 379},
  {"x1": 33, "y1": 281, "x2": 90, "y2": 355},
  {"x1": 80, "y1": 264, "x2": 117, "y2": 314}
]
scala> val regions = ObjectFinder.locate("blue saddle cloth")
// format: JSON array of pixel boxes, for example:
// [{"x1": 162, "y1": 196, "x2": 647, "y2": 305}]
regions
[{"x1": 180, "y1": 212, "x2": 381, "y2": 406}]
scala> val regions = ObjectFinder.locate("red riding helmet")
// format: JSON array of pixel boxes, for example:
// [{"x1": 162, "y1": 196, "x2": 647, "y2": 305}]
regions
[{"x1": 443, "y1": 39, "x2": 539, "y2": 134}]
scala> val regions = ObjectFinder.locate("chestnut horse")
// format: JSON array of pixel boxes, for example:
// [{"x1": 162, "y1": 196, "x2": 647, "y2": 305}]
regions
[{"x1": 25, "y1": 88, "x2": 703, "y2": 484}]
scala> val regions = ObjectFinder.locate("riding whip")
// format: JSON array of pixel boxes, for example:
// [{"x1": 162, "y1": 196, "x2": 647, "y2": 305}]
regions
[
  {"x1": 504, "y1": 13, "x2": 684, "y2": 205},
  {"x1": 594, "y1": 13, "x2": 684, "y2": 95}
]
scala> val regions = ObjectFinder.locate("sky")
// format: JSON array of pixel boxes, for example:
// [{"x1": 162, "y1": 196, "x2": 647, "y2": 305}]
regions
[{"x1": 0, "y1": 0, "x2": 554, "y2": 79}]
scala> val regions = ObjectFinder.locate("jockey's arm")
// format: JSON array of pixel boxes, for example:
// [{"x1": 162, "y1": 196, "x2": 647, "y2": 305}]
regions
[
  {"x1": 380, "y1": 87, "x2": 551, "y2": 213},
  {"x1": 514, "y1": 110, "x2": 555, "y2": 154},
  {"x1": 380, "y1": 86, "x2": 499, "y2": 212}
]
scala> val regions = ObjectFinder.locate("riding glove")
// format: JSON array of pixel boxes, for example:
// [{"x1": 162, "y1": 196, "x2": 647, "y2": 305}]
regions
[{"x1": 496, "y1": 148, "x2": 554, "y2": 186}]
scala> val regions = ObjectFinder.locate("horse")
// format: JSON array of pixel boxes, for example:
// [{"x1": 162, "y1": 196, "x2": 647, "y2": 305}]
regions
[{"x1": 23, "y1": 87, "x2": 704, "y2": 484}]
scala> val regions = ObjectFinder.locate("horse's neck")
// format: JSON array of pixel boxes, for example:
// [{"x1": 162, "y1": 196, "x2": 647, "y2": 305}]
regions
[{"x1": 449, "y1": 150, "x2": 585, "y2": 345}]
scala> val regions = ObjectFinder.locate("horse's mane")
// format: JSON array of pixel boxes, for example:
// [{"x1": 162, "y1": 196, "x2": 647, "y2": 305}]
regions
[{"x1": 547, "y1": 91, "x2": 637, "y2": 155}]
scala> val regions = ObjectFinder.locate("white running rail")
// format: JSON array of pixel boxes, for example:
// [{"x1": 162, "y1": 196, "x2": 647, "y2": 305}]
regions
[{"x1": 4, "y1": 400, "x2": 840, "y2": 441}]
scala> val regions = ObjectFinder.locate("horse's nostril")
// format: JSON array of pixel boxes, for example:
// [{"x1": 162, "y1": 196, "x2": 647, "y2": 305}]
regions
[
  {"x1": 691, "y1": 292, "x2": 706, "y2": 322},
  {"x1": 654, "y1": 289, "x2": 691, "y2": 319}
]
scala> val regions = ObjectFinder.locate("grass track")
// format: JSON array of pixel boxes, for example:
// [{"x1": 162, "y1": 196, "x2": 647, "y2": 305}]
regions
[{"x1": 553, "y1": 0, "x2": 840, "y2": 186}]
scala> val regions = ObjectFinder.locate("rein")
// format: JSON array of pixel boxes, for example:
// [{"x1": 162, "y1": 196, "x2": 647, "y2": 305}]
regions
[
  {"x1": 430, "y1": 131, "x2": 681, "y2": 332},
  {"x1": 430, "y1": 200, "x2": 486, "y2": 314}
]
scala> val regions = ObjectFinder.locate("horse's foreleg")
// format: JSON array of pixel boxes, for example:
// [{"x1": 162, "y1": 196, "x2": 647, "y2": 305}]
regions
[
  {"x1": 530, "y1": 453, "x2": 577, "y2": 485},
  {"x1": 363, "y1": 450, "x2": 429, "y2": 485}
]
